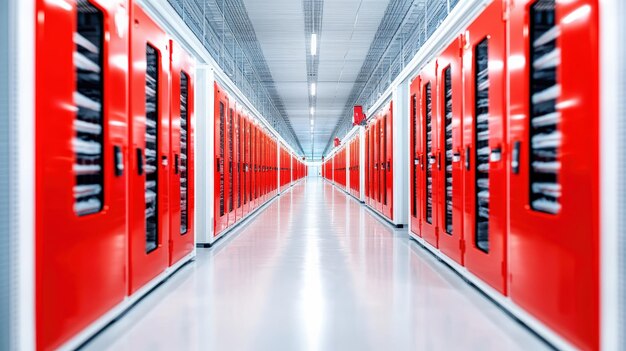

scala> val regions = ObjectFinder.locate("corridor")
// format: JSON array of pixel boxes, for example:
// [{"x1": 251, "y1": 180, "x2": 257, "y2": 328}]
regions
[{"x1": 85, "y1": 178, "x2": 549, "y2": 350}]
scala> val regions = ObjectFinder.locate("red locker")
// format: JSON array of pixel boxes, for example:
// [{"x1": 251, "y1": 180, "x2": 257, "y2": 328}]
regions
[
  {"x1": 462, "y1": 0, "x2": 508, "y2": 294},
  {"x1": 243, "y1": 114, "x2": 250, "y2": 217},
  {"x1": 35, "y1": 0, "x2": 129, "y2": 348},
  {"x1": 418, "y1": 62, "x2": 439, "y2": 246},
  {"x1": 410, "y1": 77, "x2": 422, "y2": 237},
  {"x1": 365, "y1": 128, "x2": 371, "y2": 204},
  {"x1": 235, "y1": 109, "x2": 243, "y2": 221},
  {"x1": 128, "y1": 3, "x2": 171, "y2": 293},
  {"x1": 373, "y1": 119, "x2": 380, "y2": 210},
  {"x1": 169, "y1": 40, "x2": 195, "y2": 266},
  {"x1": 509, "y1": 1, "x2": 599, "y2": 349},
  {"x1": 437, "y1": 37, "x2": 464, "y2": 264},
  {"x1": 382, "y1": 103, "x2": 393, "y2": 220},
  {"x1": 227, "y1": 100, "x2": 236, "y2": 226},
  {"x1": 214, "y1": 83, "x2": 229, "y2": 235}
]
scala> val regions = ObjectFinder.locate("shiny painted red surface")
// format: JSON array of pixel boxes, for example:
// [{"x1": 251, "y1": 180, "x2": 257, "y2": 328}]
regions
[
  {"x1": 227, "y1": 99, "x2": 237, "y2": 226},
  {"x1": 169, "y1": 40, "x2": 195, "y2": 266},
  {"x1": 418, "y1": 62, "x2": 439, "y2": 247},
  {"x1": 436, "y1": 37, "x2": 464, "y2": 265},
  {"x1": 35, "y1": 0, "x2": 129, "y2": 349},
  {"x1": 214, "y1": 83, "x2": 229, "y2": 235},
  {"x1": 508, "y1": 1, "x2": 600, "y2": 349},
  {"x1": 383, "y1": 102, "x2": 393, "y2": 220},
  {"x1": 129, "y1": 4, "x2": 171, "y2": 294},
  {"x1": 235, "y1": 109, "x2": 243, "y2": 221},
  {"x1": 409, "y1": 76, "x2": 422, "y2": 237},
  {"x1": 462, "y1": 0, "x2": 507, "y2": 294}
]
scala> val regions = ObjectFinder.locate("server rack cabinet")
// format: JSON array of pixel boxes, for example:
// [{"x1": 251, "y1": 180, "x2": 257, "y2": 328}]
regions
[
  {"x1": 169, "y1": 40, "x2": 195, "y2": 266},
  {"x1": 509, "y1": 1, "x2": 599, "y2": 349},
  {"x1": 243, "y1": 114, "x2": 251, "y2": 217},
  {"x1": 35, "y1": 0, "x2": 129, "y2": 348},
  {"x1": 235, "y1": 108, "x2": 243, "y2": 221},
  {"x1": 462, "y1": 0, "x2": 508, "y2": 294},
  {"x1": 410, "y1": 77, "x2": 422, "y2": 237},
  {"x1": 128, "y1": 3, "x2": 171, "y2": 294},
  {"x1": 365, "y1": 128, "x2": 371, "y2": 205},
  {"x1": 214, "y1": 83, "x2": 229, "y2": 235},
  {"x1": 382, "y1": 102, "x2": 393, "y2": 220},
  {"x1": 373, "y1": 119, "x2": 380, "y2": 211},
  {"x1": 419, "y1": 63, "x2": 440, "y2": 247},
  {"x1": 437, "y1": 37, "x2": 465, "y2": 265},
  {"x1": 227, "y1": 100, "x2": 237, "y2": 226}
]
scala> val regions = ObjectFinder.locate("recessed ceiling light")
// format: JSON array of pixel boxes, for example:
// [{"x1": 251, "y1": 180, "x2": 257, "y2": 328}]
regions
[
  {"x1": 311, "y1": 34, "x2": 317, "y2": 55},
  {"x1": 310, "y1": 119, "x2": 314, "y2": 126},
  {"x1": 310, "y1": 107, "x2": 315, "y2": 115},
  {"x1": 311, "y1": 83, "x2": 316, "y2": 96}
]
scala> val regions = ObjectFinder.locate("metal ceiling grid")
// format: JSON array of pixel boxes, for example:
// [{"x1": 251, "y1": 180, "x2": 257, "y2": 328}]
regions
[
  {"x1": 323, "y1": 0, "x2": 459, "y2": 156},
  {"x1": 167, "y1": 0, "x2": 304, "y2": 154},
  {"x1": 303, "y1": 0, "x2": 323, "y2": 159}
]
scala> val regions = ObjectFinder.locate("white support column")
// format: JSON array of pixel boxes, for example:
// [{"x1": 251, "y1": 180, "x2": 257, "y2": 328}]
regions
[
  {"x1": 393, "y1": 81, "x2": 410, "y2": 226},
  {"x1": 195, "y1": 68, "x2": 215, "y2": 245}
]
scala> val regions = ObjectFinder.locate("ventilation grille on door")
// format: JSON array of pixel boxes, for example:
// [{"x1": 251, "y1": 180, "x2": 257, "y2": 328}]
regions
[{"x1": 474, "y1": 38, "x2": 490, "y2": 253}]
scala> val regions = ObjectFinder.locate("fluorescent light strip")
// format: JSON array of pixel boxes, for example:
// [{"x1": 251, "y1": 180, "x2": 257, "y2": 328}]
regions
[
  {"x1": 311, "y1": 33, "x2": 317, "y2": 55},
  {"x1": 311, "y1": 82, "x2": 316, "y2": 96},
  {"x1": 310, "y1": 107, "x2": 315, "y2": 115}
]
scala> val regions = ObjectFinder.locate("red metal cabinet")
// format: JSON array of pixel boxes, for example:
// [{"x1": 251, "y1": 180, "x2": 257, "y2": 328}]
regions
[
  {"x1": 410, "y1": 77, "x2": 422, "y2": 237},
  {"x1": 365, "y1": 128, "x2": 371, "y2": 204},
  {"x1": 235, "y1": 109, "x2": 243, "y2": 221},
  {"x1": 382, "y1": 103, "x2": 393, "y2": 220},
  {"x1": 129, "y1": 3, "x2": 171, "y2": 294},
  {"x1": 373, "y1": 119, "x2": 380, "y2": 210},
  {"x1": 227, "y1": 100, "x2": 236, "y2": 226},
  {"x1": 509, "y1": 1, "x2": 600, "y2": 349},
  {"x1": 35, "y1": 0, "x2": 129, "y2": 348},
  {"x1": 462, "y1": 0, "x2": 508, "y2": 294},
  {"x1": 419, "y1": 62, "x2": 440, "y2": 247},
  {"x1": 214, "y1": 83, "x2": 229, "y2": 235},
  {"x1": 243, "y1": 114, "x2": 251, "y2": 217},
  {"x1": 169, "y1": 40, "x2": 195, "y2": 266},
  {"x1": 437, "y1": 37, "x2": 464, "y2": 264}
]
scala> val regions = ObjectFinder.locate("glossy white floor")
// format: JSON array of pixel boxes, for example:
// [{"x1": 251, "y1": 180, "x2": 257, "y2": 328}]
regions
[{"x1": 85, "y1": 177, "x2": 549, "y2": 351}]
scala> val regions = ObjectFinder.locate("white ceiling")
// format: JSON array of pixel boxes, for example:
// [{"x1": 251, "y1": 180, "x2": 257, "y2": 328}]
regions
[{"x1": 242, "y1": 0, "x2": 390, "y2": 159}]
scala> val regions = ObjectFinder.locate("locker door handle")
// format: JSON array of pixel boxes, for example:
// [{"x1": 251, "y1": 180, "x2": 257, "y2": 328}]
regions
[
  {"x1": 136, "y1": 148, "x2": 144, "y2": 175},
  {"x1": 414, "y1": 158, "x2": 420, "y2": 166},
  {"x1": 490, "y1": 147, "x2": 502, "y2": 162},
  {"x1": 437, "y1": 152, "x2": 441, "y2": 170},
  {"x1": 428, "y1": 155, "x2": 436, "y2": 165},
  {"x1": 114, "y1": 145, "x2": 124, "y2": 177},
  {"x1": 216, "y1": 158, "x2": 221, "y2": 172},
  {"x1": 387, "y1": 161, "x2": 390, "y2": 170},
  {"x1": 512, "y1": 141, "x2": 521, "y2": 174},
  {"x1": 452, "y1": 152, "x2": 461, "y2": 163},
  {"x1": 465, "y1": 147, "x2": 470, "y2": 171},
  {"x1": 174, "y1": 154, "x2": 179, "y2": 174}
]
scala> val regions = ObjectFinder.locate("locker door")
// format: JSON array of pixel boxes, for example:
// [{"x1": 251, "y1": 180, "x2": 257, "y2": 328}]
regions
[
  {"x1": 356, "y1": 137, "x2": 360, "y2": 196},
  {"x1": 251, "y1": 125, "x2": 257, "y2": 209},
  {"x1": 35, "y1": 1, "x2": 128, "y2": 348},
  {"x1": 129, "y1": 3, "x2": 171, "y2": 293},
  {"x1": 214, "y1": 84, "x2": 228, "y2": 235},
  {"x1": 169, "y1": 40, "x2": 195, "y2": 266},
  {"x1": 365, "y1": 128, "x2": 370, "y2": 204},
  {"x1": 420, "y1": 62, "x2": 439, "y2": 247},
  {"x1": 227, "y1": 102, "x2": 236, "y2": 226},
  {"x1": 509, "y1": 1, "x2": 599, "y2": 349},
  {"x1": 243, "y1": 115, "x2": 250, "y2": 216},
  {"x1": 383, "y1": 103, "x2": 394, "y2": 220},
  {"x1": 437, "y1": 37, "x2": 464, "y2": 265},
  {"x1": 378, "y1": 116, "x2": 385, "y2": 213},
  {"x1": 410, "y1": 77, "x2": 422, "y2": 236},
  {"x1": 462, "y1": 0, "x2": 507, "y2": 293},
  {"x1": 235, "y1": 110, "x2": 243, "y2": 220},
  {"x1": 373, "y1": 119, "x2": 380, "y2": 209}
]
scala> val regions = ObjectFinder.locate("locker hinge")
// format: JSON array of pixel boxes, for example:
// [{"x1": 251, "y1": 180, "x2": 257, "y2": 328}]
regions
[{"x1": 502, "y1": 0, "x2": 511, "y2": 21}]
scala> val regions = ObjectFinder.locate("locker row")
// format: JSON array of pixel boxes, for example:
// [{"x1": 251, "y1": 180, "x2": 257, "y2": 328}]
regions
[
  {"x1": 33, "y1": 1, "x2": 307, "y2": 349},
  {"x1": 320, "y1": 0, "x2": 600, "y2": 349},
  {"x1": 409, "y1": 1, "x2": 598, "y2": 350},
  {"x1": 213, "y1": 82, "x2": 306, "y2": 237},
  {"x1": 321, "y1": 132, "x2": 361, "y2": 201},
  {"x1": 35, "y1": 1, "x2": 196, "y2": 349}
]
